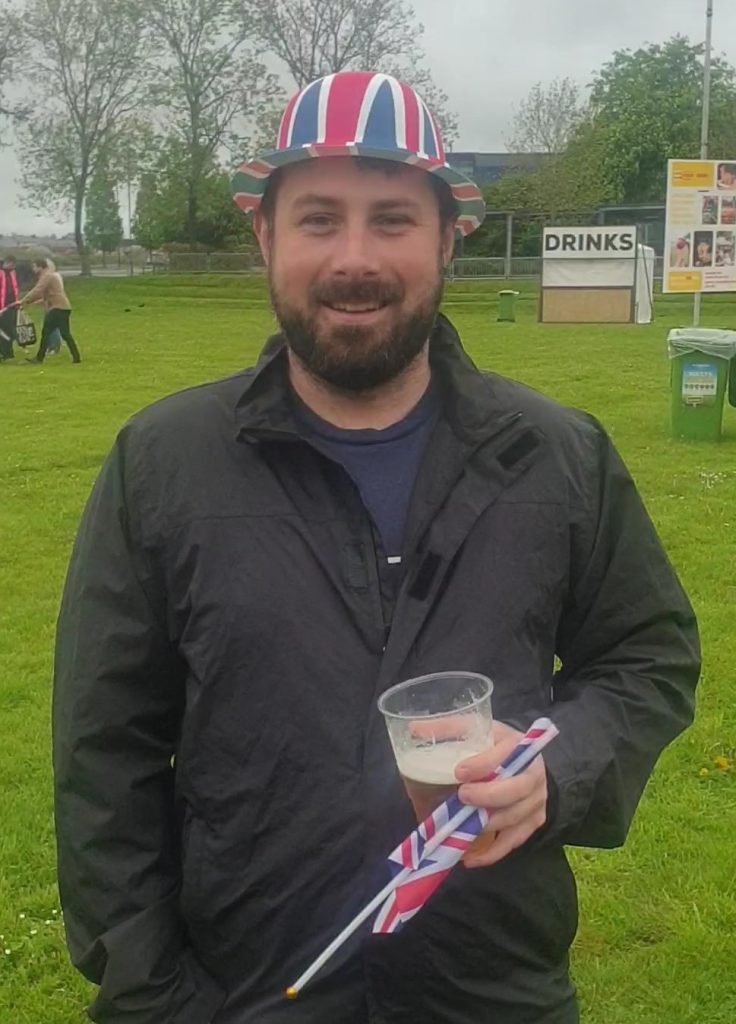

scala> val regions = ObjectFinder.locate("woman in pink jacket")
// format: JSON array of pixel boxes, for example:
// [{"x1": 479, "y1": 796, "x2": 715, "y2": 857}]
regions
[{"x1": 0, "y1": 255, "x2": 19, "y2": 361}]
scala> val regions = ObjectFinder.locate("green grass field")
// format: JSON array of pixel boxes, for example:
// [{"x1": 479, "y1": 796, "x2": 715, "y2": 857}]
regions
[{"x1": 1, "y1": 275, "x2": 734, "y2": 1023}]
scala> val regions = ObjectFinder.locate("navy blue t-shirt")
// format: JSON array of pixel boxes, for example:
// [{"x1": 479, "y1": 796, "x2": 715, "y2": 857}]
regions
[{"x1": 292, "y1": 381, "x2": 440, "y2": 573}]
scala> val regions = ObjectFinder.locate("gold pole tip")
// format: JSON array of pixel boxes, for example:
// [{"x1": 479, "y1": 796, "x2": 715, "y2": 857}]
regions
[{"x1": 285, "y1": 987, "x2": 299, "y2": 1000}]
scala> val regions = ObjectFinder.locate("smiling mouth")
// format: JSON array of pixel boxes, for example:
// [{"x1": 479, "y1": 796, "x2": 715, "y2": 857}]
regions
[{"x1": 323, "y1": 302, "x2": 387, "y2": 313}]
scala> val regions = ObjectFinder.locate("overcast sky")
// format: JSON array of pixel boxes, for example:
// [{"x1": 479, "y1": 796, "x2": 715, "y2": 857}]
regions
[{"x1": 2, "y1": 0, "x2": 735, "y2": 235}]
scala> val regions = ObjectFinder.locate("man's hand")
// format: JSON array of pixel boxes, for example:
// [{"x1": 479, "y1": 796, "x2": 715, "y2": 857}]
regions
[{"x1": 454, "y1": 720, "x2": 548, "y2": 868}]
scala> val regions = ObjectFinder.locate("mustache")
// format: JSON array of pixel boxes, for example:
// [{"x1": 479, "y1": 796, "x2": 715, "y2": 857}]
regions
[{"x1": 310, "y1": 278, "x2": 404, "y2": 306}]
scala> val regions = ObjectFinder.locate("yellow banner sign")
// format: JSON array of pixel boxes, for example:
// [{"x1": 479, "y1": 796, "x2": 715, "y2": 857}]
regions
[
  {"x1": 670, "y1": 161, "x2": 715, "y2": 188},
  {"x1": 666, "y1": 270, "x2": 703, "y2": 293}
]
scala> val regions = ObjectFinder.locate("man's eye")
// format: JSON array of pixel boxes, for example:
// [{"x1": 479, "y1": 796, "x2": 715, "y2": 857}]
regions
[
  {"x1": 378, "y1": 215, "x2": 411, "y2": 228},
  {"x1": 302, "y1": 214, "x2": 333, "y2": 227}
]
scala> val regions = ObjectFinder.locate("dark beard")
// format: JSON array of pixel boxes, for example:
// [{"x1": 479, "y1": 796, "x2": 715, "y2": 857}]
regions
[{"x1": 269, "y1": 268, "x2": 444, "y2": 393}]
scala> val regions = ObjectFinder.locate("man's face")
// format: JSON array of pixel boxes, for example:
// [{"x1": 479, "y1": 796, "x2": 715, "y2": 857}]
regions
[
  {"x1": 254, "y1": 158, "x2": 456, "y2": 392},
  {"x1": 720, "y1": 167, "x2": 736, "y2": 186}
]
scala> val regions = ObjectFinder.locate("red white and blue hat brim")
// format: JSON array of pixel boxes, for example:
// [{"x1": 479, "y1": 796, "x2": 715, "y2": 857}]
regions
[{"x1": 231, "y1": 143, "x2": 486, "y2": 237}]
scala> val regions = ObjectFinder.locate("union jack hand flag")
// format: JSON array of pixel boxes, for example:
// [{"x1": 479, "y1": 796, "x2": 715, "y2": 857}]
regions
[{"x1": 373, "y1": 718, "x2": 559, "y2": 934}]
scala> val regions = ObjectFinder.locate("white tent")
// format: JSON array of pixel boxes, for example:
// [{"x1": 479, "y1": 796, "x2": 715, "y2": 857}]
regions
[{"x1": 635, "y1": 245, "x2": 655, "y2": 324}]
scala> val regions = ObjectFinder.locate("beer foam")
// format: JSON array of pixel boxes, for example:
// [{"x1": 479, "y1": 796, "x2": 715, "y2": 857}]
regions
[{"x1": 397, "y1": 741, "x2": 480, "y2": 785}]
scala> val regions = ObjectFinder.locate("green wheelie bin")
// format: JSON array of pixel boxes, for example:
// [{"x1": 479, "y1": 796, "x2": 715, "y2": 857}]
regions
[
  {"x1": 667, "y1": 328, "x2": 736, "y2": 441},
  {"x1": 497, "y1": 290, "x2": 519, "y2": 322}
]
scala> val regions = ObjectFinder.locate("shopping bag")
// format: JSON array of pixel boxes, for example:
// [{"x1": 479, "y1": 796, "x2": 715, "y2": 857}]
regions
[{"x1": 16, "y1": 308, "x2": 37, "y2": 348}]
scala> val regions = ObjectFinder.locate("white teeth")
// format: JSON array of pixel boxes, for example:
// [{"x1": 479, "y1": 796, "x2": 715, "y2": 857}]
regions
[{"x1": 330, "y1": 303, "x2": 379, "y2": 312}]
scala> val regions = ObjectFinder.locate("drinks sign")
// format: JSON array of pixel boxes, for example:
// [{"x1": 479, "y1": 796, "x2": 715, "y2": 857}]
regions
[{"x1": 543, "y1": 227, "x2": 637, "y2": 259}]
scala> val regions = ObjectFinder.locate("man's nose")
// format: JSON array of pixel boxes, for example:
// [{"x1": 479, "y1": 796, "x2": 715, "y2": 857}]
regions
[{"x1": 327, "y1": 221, "x2": 382, "y2": 277}]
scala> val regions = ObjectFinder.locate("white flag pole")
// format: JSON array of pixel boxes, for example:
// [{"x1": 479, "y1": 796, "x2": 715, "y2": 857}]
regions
[{"x1": 694, "y1": 0, "x2": 714, "y2": 326}]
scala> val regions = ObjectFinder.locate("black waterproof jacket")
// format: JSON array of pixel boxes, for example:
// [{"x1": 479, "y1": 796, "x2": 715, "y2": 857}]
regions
[{"x1": 53, "y1": 316, "x2": 700, "y2": 1024}]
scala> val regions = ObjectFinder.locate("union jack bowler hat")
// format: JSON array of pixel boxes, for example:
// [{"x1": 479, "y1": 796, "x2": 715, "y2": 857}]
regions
[{"x1": 231, "y1": 71, "x2": 485, "y2": 236}]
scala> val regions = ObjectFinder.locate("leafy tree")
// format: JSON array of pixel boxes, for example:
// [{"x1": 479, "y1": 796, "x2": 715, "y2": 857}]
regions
[
  {"x1": 17, "y1": 0, "x2": 149, "y2": 274},
  {"x1": 462, "y1": 149, "x2": 616, "y2": 258},
  {"x1": 586, "y1": 35, "x2": 736, "y2": 203},
  {"x1": 250, "y1": 0, "x2": 458, "y2": 146},
  {"x1": 133, "y1": 140, "x2": 253, "y2": 251},
  {"x1": 463, "y1": 174, "x2": 541, "y2": 257},
  {"x1": 196, "y1": 172, "x2": 255, "y2": 250},
  {"x1": 538, "y1": 123, "x2": 618, "y2": 217},
  {"x1": 85, "y1": 165, "x2": 124, "y2": 264},
  {"x1": 147, "y1": 0, "x2": 282, "y2": 246},
  {"x1": 132, "y1": 173, "x2": 168, "y2": 254},
  {"x1": 506, "y1": 77, "x2": 586, "y2": 154},
  {"x1": 107, "y1": 120, "x2": 161, "y2": 237},
  {"x1": 0, "y1": 0, "x2": 24, "y2": 125}
]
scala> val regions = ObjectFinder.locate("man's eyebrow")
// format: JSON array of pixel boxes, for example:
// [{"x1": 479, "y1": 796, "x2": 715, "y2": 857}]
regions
[
  {"x1": 290, "y1": 195, "x2": 422, "y2": 212},
  {"x1": 370, "y1": 198, "x2": 422, "y2": 212},
  {"x1": 291, "y1": 194, "x2": 341, "y2": 209}
]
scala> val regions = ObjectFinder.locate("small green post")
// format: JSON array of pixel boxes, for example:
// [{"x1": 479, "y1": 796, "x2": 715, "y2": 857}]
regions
[{"x1": 497, "y1": 289, "x2": 518, "y2": 322}]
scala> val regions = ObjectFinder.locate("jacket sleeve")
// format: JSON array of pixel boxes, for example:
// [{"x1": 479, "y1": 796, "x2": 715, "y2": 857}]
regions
[
  {"x1": 536, "y1": 417, "x2": 700, "y2": 849},
  {"x1": 53, "y1": 426, "x2": 225, "y2": 1023},
  {"x1": 20, "y1": 278, "x2": 44, "y2": 305}
]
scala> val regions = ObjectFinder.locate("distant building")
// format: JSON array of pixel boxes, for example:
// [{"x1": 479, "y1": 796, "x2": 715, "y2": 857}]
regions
[
  {"x1": 0, "y1": 232, "x2": 78, "y2": 254},
  {"x1": 446, "y1": 152, "x2": 549, "y2": 187}
]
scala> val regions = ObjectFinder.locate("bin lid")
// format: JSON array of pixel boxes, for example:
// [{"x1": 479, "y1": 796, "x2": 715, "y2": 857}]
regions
[{"x1": 667, "y1": 327, "x2": 736, "y2": 360}]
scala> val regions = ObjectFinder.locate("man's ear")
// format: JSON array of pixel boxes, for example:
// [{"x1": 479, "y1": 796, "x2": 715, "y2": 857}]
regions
[
  {"x1": 253, "y1": 210, "x2": 271, "y2": 266},
  {"x1": 441, "y1": 222, "x2": 457, "y2": 268}
]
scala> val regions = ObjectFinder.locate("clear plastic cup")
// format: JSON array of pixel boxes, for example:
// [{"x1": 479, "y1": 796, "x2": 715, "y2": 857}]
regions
[{"x1": 378, "y1": 671, "x2": 494, "y2": 822}]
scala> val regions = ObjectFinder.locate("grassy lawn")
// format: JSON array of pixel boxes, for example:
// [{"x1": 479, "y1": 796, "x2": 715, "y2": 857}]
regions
[{"x1": 1, "y1": 274, "x2": 734, "y2": 1022}]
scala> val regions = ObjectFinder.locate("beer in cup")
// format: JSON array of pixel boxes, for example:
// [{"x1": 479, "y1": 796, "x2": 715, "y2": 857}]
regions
[{"x1": 378, "y1": 671, "x2": 494, "y2": 822}]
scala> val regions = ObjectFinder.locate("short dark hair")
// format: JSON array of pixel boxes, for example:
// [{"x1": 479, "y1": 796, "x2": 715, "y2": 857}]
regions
[
  {"x1": 32, "y1": 258, "x2": 49, "y2": 270},
  {"x1": 260, "y1": 157, "x2": 459, "y2": 229},
  {"x1": 2, "y1": 255, "x2": 15, "y2": 266}
]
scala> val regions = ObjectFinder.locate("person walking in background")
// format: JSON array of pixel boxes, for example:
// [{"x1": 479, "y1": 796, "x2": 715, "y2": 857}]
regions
[
  {"x1": 44, "y1": 258, "x2": 62, "y2": 355},
  {"x1": 0, "y1": 255, "x2": 20, "y2": 361},
  {"x1": 16, "y1": 258, "x2": 81, "y2": 363}
]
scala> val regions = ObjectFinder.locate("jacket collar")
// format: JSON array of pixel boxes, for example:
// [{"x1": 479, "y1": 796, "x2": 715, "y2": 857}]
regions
[{"x1": 233, "y1": 314, "x2": 516, "y2": 444}]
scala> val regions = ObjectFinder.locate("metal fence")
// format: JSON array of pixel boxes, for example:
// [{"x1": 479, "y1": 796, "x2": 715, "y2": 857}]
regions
[
  {"x1": 447, "y1": 257, "x2": 541, "y2": 280},
  {"x1": 165, "y1": 251, "x2": 265, "y2": 273},
  {"x1": 447, "y1": 256, "x2": 665, "y2": 282},
  {"x1": 144, "y1": 251, "x2": 667, "y2": 282}
]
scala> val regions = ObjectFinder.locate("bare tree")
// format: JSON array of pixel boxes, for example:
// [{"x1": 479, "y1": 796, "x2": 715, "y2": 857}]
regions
[
  {"x1": 386, "y1": 63, "x2": 458, "y2": 150},
  {"x1": 249, "y1": 0, "x2": 414, "y2": 86},
  {"x1": 148, "y1": 0, "x2": 282, "y2": 245},
  {"x1": 17, "y1": 0, "x2": 150, "y2": 274},
  {"x1": 0, "y1": 0, "x2": 24, "y2": 125},
  {"x1": 506, "y1": 77, "x2": 586, "y2": 154},
  {"x1": 250, "y1": 0, "x2": 458, "y2": 147}
]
